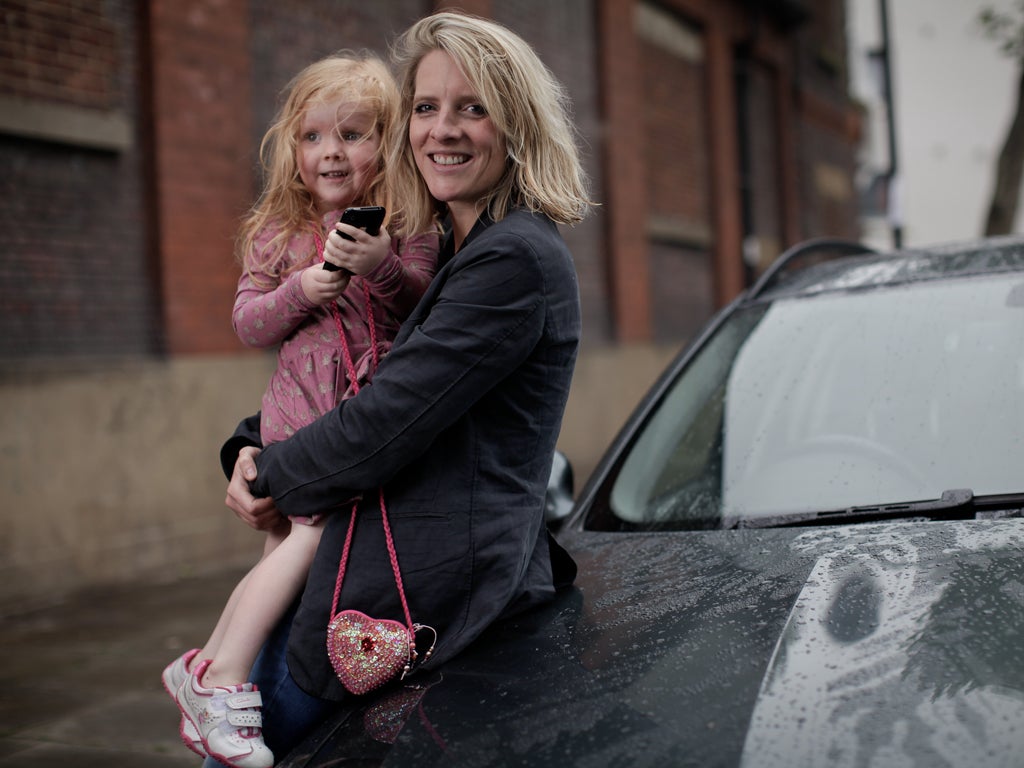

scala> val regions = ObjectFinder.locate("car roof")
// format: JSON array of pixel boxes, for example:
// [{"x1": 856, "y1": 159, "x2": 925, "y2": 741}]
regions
[{"x1": 749, "y1": 234, "x2": 1024, "y2": 302}]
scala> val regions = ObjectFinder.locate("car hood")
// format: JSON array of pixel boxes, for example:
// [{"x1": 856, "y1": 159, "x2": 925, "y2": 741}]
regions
[{"x1": 282, "y1": 518, "x2": 1024, "y2": 767}]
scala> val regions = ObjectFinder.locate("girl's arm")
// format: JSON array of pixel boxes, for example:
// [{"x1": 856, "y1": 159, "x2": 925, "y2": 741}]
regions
[
  {"x1": 354, "y1": 232, "x2": 440, "y2": 319},
  {"x1": 232, "y1": 269, "x2": 319, "y2": 348}
]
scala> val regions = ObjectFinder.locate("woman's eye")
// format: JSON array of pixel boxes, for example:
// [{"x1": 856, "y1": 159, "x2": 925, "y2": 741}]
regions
[
  {"x1": 413, "y1": 103, "x2": 435, "y2": 114},
  {"x1": 465, "y1": 103, "x2": 487, "y2": 117}
]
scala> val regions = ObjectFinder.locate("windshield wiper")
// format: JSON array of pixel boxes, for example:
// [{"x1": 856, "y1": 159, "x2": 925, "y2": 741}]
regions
[{"x1": 735, "y1": 489, "x2": 1024, "y2": 529}]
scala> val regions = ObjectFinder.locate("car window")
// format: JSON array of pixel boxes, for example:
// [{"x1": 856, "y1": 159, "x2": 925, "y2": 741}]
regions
[
  {"x1": 595, "y1": 272, "x2": 1024, "y2": 530},
  {"x1": 608, "y1": 307, "x2": 766, "y2": 529}
]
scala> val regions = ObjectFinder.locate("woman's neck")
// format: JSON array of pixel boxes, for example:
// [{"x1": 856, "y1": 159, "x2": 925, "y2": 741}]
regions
[{"x1": 449, "y1": 204, "x2": 481, "y2": 252}]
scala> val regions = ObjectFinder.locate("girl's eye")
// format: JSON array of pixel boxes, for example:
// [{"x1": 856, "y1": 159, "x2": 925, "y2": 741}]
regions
[
  {"x1": 303, "y1": 131, "x2": 320, "y2": 143},
  {"x1": 342, "y1": 132, "x2": 363, "y2": 142}
]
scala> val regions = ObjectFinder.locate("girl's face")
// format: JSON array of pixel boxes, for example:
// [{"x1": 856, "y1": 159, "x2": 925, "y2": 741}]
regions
[
  {"x1": 298, "y1": 99, "x2": 380, "y2": 215},
  {"x1": 409, "y1": 50, "x2": 507, "y2": 243}
]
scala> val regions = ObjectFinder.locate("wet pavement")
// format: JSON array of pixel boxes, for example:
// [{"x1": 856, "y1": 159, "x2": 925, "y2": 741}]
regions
[{"x1": 1, "y1": 567, "x2": 250, "y2": 767}]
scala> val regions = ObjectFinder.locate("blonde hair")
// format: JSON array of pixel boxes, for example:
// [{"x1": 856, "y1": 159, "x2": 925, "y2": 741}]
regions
[
  {"x1": 237, "y1": 52, "x2": 405, "y2": 279},
  {"x1": 389, "y1": 11, "x2": 593, "y2": 231}
]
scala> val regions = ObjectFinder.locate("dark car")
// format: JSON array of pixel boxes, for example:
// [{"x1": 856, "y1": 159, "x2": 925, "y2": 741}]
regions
[{"x1": 283, "y1": 236, "x2": 1024, "y2": 767}]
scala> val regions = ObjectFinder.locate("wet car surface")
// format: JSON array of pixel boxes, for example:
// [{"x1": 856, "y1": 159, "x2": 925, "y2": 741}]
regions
[{"x1": 282, "y1": 237, "x2": 1024, "y2": 767}]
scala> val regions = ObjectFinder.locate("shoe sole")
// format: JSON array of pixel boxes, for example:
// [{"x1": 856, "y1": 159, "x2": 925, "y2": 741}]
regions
[{"x1": 162, "y1": 655, "x2": 207, "y2": 757}]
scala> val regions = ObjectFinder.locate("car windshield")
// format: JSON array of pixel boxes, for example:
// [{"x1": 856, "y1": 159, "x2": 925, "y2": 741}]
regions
[{"x1": 600, "y1": 270, "x2": 1024, "y2": 530}]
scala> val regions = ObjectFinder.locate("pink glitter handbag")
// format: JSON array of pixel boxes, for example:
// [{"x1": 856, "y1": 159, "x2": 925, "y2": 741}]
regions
[
  {"x1": 325, "y1": 488, "x2": 436, "y2": 695},
  {"x1": 321, "y1": 244, "x2": 436, "y2": 695}
]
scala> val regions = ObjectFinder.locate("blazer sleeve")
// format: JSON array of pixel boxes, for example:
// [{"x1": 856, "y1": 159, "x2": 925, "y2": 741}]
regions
[
  {"x1": 249, "y1": 228, "x2": 548, "y2": 516},
  {"x1": 219, "y1": 412, "x2": 263, "y2": 480}
]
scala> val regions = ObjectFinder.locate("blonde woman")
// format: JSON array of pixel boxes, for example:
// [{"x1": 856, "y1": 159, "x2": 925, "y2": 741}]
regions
[{"x1": 219, "y1": 12, "x2": 594, "y2": 765}]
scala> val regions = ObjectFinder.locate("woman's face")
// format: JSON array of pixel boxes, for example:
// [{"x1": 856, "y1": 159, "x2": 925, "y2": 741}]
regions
[
  {"x1": 409, "y1": 50, "x2": 507, "y2": 242},
  {"x1": 297, "y1": 99, "x2": 380, "y2": 215}
]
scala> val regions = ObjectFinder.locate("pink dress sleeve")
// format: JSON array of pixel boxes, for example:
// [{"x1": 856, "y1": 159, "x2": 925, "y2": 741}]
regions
[
  {"x1": 232, "y1": 241, "x2": 318, "y2": 349},
  {"x1": 361, "y1": 231, "x2": 441, "y2": 320}
]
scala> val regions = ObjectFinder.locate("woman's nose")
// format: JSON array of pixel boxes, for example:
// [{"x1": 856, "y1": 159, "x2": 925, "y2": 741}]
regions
[{"x1": 430, "y1": 108, "x2": 460, "y2": 140}]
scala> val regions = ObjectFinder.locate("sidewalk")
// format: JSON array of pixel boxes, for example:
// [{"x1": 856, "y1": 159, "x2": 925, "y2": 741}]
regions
[{"x1": 0, "y1": 567, "x2": 250, "y2": 767}]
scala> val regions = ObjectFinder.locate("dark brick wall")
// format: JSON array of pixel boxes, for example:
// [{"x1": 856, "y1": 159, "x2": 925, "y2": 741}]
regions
[
  {"x1": 147, "y1": 0, "x2": 254, "y2": 355},
  {"x1": 0, "y1": 0, "x2": 123, "y2": 108},
  {"x1": 247, "y1": 0, "x2": 432, "y2": 157},
  {"x1": 640, "y1": 8, "x2": 715, "y2": 342},
  {"x1": 741, "y1": 58, "x2": 786, "y2": 275},
  {"x1": 645, "y1": 44, "x2": 710, "y2": 231},
  {"x1": 0, "y1": 0, "x2": 157, "y2": 360},
  {"x1": 149, "y1": 0, "x2": 439, "y2": 356},
  {"x1": 0, "y1": 0, "x2": 862, "y2": 361}
]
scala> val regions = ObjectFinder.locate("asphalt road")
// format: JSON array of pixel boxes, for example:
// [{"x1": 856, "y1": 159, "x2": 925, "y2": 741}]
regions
[{"x1": 1, "y1": 567, "x2": 250, "y2": 767}]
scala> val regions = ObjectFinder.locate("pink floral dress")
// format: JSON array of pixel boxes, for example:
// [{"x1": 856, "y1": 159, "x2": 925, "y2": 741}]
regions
[{"x1": 232, "y1": 210, "x2": 439, "y2": 447}]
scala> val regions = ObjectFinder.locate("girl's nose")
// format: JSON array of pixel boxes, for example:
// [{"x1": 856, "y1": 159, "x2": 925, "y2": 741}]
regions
[{"x1": 323, "y1": 134, "x2": 345, "y2": 157}]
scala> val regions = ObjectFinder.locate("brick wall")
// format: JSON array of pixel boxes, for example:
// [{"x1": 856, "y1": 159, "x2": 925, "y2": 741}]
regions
[
  {"x1": 0, "y1": 0, "x2": 862, "y2": 363},
  {"x1": 148, "y1": 0, "x2": 457, "y2": 355},
  {"x1": 0, "y1": 0, "x2": 867, "y2": 610},
  {"x1": 0, "y1": 0, "x2": 158, "y2": 359},
  {"x1": 0, "y1": 0, "x2": 122, "y2": 109},
  {"x1": 742, "y1": 58, "x2": 786, "y2": 275},
  {"x1": 598, "y1": 0, "x2": 652, "y2": 342},
  {"x1": 639, "y1": 4, "x2": 715, "y2": 341},
  {"x1": 146, "y1": 0, "x2": 254, "y2": 355}
]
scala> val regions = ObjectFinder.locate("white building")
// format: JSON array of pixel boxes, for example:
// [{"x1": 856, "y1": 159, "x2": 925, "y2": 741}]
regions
[{"x1": 847, "y1": 0, "x2": 1023, "y2": 248}]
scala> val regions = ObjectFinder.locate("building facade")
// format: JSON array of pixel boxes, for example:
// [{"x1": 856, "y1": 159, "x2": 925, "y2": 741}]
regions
[{"x1": 0, "y1": 0, "x2": 860, "y2": 609}]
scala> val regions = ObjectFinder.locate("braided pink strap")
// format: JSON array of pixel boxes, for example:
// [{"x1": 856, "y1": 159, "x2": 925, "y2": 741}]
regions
[{"x1": 316, "y1": 231, "x2": 414, "y2": 634}]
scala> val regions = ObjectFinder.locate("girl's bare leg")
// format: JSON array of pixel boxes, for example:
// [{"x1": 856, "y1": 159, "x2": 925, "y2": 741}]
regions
[
  {"x1": 201, "y1": 520, "x2": 324, "y2": 687},
  {"x1": 193, "y1": 520, "x2": 291, "y2": 673}
]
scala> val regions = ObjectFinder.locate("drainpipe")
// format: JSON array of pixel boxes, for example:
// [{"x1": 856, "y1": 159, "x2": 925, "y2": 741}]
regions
[{"x1": 879, "y1": 0, "x2": 902, "y2": 248}]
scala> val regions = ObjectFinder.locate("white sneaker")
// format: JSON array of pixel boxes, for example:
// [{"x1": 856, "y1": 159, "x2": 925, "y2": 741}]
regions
[
  {"x1": 161, "y1": 648, "x2": 206, "y2": 757},
  {"x1": 176, "y1": 659, "x2": 274, "y2": 768}
]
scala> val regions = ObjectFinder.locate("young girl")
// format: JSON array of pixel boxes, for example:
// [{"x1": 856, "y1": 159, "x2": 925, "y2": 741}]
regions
[{"x1": 161, "y1": 52, "x2": 438, "y2": 768}]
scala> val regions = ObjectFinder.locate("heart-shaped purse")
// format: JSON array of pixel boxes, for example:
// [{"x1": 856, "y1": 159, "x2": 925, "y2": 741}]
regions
[
  {"x1": 323, "y1": 273, "x2": 435, "y2": 696},
  {"x1": 325, "y1": 492, "x2": 436, "y2": 695},
  {"x1": 326, "y1": 610, "x2": 413, "y2": 695}
]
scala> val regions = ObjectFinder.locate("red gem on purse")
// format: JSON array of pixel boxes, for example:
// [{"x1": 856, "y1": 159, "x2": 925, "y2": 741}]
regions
[{"x1": 327, "y1": 610, "x2": 413, "y2": 695}]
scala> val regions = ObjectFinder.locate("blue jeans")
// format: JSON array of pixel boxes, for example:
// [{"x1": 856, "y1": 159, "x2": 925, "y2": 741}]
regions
[{"x1": 202, "y1": 604, "x2": 333, "y2": 767}]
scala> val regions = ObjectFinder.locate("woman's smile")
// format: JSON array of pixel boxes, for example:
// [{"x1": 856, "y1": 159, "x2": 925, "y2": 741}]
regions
[{"x1": 430, "y1": 153, "x2": 469, "y2": 165}]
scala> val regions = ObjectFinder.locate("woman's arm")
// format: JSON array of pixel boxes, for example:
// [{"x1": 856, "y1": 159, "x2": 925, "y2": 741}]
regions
[{"x1": 250, "y1": 227, "x2": 551, "y2": 515}]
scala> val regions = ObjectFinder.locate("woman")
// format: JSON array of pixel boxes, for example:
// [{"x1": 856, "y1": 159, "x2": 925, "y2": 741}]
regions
[{"x1": 217, "y1": 11, "x2": 593, "y2": 763}]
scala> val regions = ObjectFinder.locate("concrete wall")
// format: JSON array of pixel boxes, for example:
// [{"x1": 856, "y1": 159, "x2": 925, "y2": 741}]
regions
[{"x1": 0, "y1": 343, "x2": 677, "y2": 615}]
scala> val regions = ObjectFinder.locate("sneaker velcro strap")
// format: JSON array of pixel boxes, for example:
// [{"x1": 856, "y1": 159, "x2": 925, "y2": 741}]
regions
[
  {"x1": 226, "y1": 709, "x2": 264, "y2": 728},
  {"x1": 225, "y1": 691, "x2": 263, "y2": 710}
]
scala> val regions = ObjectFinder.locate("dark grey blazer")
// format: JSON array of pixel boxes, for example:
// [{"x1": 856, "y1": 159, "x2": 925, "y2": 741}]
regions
[{"x1": 222, "y1": 209, "x2": 581, "y2": 700}]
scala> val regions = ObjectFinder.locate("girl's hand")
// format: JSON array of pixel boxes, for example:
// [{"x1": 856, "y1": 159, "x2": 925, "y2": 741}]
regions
[
  {"x1": 322, "y1": 224, "x2": 390, "y2": 277},
  {"x1": 301, "y1": 260, "x2": 350, "y2": 305}
]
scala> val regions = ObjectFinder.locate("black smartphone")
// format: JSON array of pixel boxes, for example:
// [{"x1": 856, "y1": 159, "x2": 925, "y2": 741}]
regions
[{"x1": 323, "y1": 206, "x2": 386, "y2": 271}]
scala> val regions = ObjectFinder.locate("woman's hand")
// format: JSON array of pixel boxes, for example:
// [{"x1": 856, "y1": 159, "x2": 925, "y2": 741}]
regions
[
  {"x1": 322, "y1": 225, "x2": 390, "y2": 276},
  {"x1": 225, "y1": 446, "x2": 283, "y2": 531}
]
